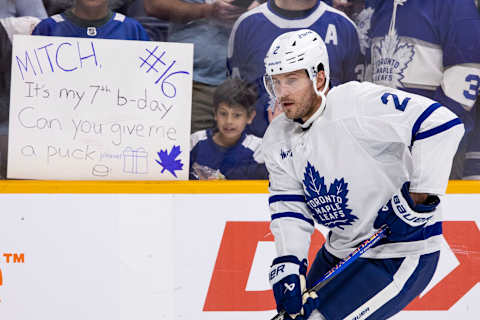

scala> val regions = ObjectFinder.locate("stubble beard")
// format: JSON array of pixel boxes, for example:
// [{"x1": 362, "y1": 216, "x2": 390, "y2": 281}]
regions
[{"x1": 284, "y1": 89, "x2": 319, "y2": 121}]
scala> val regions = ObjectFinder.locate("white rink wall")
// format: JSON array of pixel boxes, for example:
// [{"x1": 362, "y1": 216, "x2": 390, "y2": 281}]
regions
[{"x1": 0, "y1": 181, "x2": 478, "y2": 320}]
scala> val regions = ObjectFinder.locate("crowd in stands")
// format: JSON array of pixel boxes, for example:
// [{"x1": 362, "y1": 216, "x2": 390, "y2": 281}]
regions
[{"x1": 0, "y1": 0, "x2": 479, "y2": 180}]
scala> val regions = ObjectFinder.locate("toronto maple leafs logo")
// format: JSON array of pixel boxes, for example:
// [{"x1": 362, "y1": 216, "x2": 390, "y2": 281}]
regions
[
  {"x1": 155, "y1": 145, "x2": 183, "y2": 178},
  {"x1": 371, "y1": 32, "x2": 414, "y2": 88},
  {"x1": 371, "y1": 0, "x2": 414, "y2": 88},
  {"x1": 302, "y1": 162, "x2": 358, "y2": 229}
]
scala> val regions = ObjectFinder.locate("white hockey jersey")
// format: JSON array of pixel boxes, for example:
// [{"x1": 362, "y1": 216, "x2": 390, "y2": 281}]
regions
[{"x1": 262, "y1": 81, "x2": 464, "y2": 261}]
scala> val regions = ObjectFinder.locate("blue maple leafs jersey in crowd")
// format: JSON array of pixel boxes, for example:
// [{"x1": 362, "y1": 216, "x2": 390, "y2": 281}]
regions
[
  {"x1": 364, "y1": 0, "x2": 480, "y2": 133},
  {"x1": 189, "y1": 129, "x2": 268, "y2": 180},
  {"x1": 262, "y1": 81, "x2": 463, "y2": 261},
  {"x1": 227, "y1": 0, "x2": 363, "y2": 137},
  {"x1": 32, "y1": 11, "x2": 149, "y2": 41}
]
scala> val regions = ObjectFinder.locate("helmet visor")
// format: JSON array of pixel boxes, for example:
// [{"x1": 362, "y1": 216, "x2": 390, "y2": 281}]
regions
[
  {"x1": 263, "y1": 71, "x2": 312, "y2": 99},
  {"x1": 263, "y1": 74, "x2": 277, "y2": 98}
]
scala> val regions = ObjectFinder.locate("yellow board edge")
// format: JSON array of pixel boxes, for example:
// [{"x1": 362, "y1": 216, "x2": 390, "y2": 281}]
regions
[
  {"x1": 0, "y1": 180, "x2": 268, "y2": 194},
  {"x1": 0, "y1": 180, "x2": 479, "y2": 194}
]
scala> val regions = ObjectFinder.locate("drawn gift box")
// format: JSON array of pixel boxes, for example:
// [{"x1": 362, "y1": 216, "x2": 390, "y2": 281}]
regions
[{"x1": 123, "y1": 147, "x2": 148, "y2": 174}]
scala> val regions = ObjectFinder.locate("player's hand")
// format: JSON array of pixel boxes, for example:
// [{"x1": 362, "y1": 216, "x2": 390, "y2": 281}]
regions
[
  {"x1": 299, "y1": 290, "x2": 320, "y2": 320},
  {"x1": 269, "y1": 255, "x2": 317, "y2": 319},
  {"x1": 209, "y1": 0, "x2": 246, "y2": 24},
  {"x1": 374, "y1": 182, "x2": 439, "y2": 242}
]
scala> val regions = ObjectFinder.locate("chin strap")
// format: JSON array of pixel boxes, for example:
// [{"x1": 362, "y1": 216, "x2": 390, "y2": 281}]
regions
[{"x1": 300, "y1": 76, "x2": 329, "y2": 129}]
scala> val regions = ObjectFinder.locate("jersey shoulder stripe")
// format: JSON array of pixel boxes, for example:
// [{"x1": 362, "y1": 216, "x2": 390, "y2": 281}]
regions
[
  {"x1": 190, "y1": 130, "x2": 208, "y2": 151},
  {"x1": 51, "y1": 14, "x2": 64, "y2": 23},
  {"x1": 411, "y1": 103, "x2": 443, "y2": 140},
  {"x1": 113, "y1": 13, "x2": 126, "y2": 22},
  {"x1": 416, "y1": 118, "x2": 462, "y2": 140},
  {"x1": 241, "y1": 134, "x2": 263, "y2": 152}
]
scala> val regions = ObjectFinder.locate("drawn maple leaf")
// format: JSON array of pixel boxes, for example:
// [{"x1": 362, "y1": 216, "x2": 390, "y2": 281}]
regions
[{"x1": 155, "y1": 145, "x2": 183, "y2": 178}]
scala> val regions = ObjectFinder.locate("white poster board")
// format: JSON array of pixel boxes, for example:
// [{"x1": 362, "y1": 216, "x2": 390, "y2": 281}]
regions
[{"x1": 7, "y1": 35, "x2": 193, "y2": 180}]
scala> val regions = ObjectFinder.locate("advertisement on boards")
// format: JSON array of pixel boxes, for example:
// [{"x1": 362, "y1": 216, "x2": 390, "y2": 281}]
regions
[
  {"x1": 0, "y1": 191, "x2": 478, "y2": 319},
  {"x1": 176, "y1": 193, "x2": 479, "y2": 320}
]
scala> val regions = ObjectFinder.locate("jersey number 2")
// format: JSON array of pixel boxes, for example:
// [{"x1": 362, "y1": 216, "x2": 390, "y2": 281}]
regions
[{"x1": 381, "y1": 93, "x2": 411, "y2": 111}]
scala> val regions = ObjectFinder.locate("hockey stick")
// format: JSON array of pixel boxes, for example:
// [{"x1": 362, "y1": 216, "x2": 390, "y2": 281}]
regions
[{"x1": 269, "y1": 225, "x2": 388, "y2": 320}]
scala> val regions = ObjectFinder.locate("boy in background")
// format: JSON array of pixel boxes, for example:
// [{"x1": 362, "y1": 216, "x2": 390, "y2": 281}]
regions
[{"x1": 190, "y1": 78, "x2": 267, "y2": 180}]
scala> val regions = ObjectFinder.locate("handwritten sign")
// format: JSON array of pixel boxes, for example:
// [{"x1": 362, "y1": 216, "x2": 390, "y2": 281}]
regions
[{"x1": 8, "y1": 35, "x2": 193, "y2": 180}]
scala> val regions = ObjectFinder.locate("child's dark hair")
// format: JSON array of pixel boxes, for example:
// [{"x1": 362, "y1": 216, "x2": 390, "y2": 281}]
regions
[{"x1": 213, "y1": 78, "x2": 257, "y2": 115}]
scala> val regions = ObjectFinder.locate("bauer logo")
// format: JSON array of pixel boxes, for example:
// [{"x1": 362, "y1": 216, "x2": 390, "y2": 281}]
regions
[{"x1": 302, "y1": 162, "x2": 358, "y2": 229}]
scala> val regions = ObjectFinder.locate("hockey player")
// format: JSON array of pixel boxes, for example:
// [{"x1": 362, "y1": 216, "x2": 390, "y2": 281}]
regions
[
  {"x1": 32, "y1": 0, "x2": 149, "y2": 40},
  {"x1": 262, "y1": 29, "x2": 463, "y2": 319},
  {"x1": 227, "y1": 0, "x2": 363, "y2": 137}
]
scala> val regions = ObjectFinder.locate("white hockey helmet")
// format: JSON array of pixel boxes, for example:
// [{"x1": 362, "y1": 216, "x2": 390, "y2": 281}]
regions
[{"x1": 263, "y1": 29, "x2": 330, "y2": 102}]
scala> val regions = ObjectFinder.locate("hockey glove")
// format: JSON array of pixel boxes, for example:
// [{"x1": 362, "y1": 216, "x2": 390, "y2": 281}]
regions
[
  {"x1": 269, "y1": 255, "x2": 318, "y2": 319},
  {"x1": 374, "y1": 182, "x2": 439, "y2": 242}
]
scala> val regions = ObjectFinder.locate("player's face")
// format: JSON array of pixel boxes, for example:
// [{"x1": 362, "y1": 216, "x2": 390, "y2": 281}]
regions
[
  {"x1": 214, "y1": 103, "x2": 255, "y2": 145},
  {"x1": 271, "y1": 70, "x2": 320, "y2": 121}
]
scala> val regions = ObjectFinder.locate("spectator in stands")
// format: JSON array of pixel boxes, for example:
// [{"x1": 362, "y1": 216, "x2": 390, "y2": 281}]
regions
[
  {"x1": 144, "y1": 0, "x2": 264, "y2": 134},
  {"x1": 363, "y1": 0, "x2": 480, "y2": 179},
  {"x1": 228, "y1": 0, "x2": 363, "y2": 137},
  {"x1": 0, "y1": 0, "x2": 47, "y2": 19},
  {"x1": 33, "y1": 0, "x2": 149, "y2": 40},
  {"x1": 323, "y1": 0, "x2": 365, "y2": 20},
  {"x1": 0, "y1": 16, "x2": 41, "y2": 178},
  {"x1": 190, "y1": 78, "x2": 268, "y2": 180},
  {"x1": 322, "y1": 1, "x2": 369, "y2": 54},
  {"x1": 126, "y1": 0, "x2": 169, "y2": 42}
]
